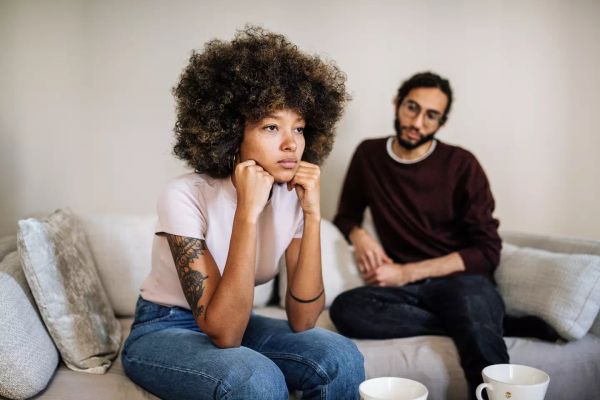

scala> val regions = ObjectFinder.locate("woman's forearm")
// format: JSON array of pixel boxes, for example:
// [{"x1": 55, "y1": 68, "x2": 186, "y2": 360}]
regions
[
  {"x1": 286, "y1": 215, "x2": 325, "y2": 331},
  {"x1": 204, "y1": 211, "x2": 257, "y2": 347}
]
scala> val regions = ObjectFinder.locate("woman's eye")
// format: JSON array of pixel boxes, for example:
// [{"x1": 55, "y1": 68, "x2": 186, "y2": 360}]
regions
[
  {"x1": 264, "y1": 125, "x2": 278, "y2": 133},
  {"x1": 295, "y1": 127, "x2": 305, "y2": 134}
]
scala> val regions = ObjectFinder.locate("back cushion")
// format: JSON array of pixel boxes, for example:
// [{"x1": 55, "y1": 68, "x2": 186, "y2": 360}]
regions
[
  {"x1": 79, "y1": 214, "x2": 156, "y2": 318},
  {"x1": 79, "y1": 214, "x2": 273, "y2": 317}
]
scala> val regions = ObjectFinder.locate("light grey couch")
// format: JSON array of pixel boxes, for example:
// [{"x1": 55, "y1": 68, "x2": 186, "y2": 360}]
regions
[{"x1": 2, "y1": 215, "x2": 600, "y2": 400}]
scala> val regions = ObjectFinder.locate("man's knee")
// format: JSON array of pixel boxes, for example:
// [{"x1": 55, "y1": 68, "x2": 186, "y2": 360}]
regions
[
  {"x1": 330, "y1": 289, "x2": 363, "y2": 332},
  {"x1": 440, "y1": 275, "x2": 502, "y2": 302},
  {"x1": 427, "y1": 275, "x2": 504, "y2": 324}
]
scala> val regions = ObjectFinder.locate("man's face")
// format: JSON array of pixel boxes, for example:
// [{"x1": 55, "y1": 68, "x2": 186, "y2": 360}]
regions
[{"x1": 395, "y1": 87, "x2": 449, "y2": 150}]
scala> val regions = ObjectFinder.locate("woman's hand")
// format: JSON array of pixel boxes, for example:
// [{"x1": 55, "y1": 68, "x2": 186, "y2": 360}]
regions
[
  {"x1": 234, "y1": 160, "x2": 274, "y2": 221},
  {"x1": 288, "y1": 161, "x2": 321, "y2": 219}
]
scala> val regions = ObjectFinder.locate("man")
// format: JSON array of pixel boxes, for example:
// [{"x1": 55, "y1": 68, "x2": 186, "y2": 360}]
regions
[{"x1": 329, "y1": 71, "x2": 508, "y2": 398}]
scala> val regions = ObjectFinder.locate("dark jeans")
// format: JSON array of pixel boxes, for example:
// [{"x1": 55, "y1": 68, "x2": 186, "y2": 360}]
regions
[{"x1": 329, "y1": 274, "x2": 509, "y2": 400}]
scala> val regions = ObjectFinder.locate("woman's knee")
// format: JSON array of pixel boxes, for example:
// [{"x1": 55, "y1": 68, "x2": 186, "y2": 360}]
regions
[
  {"x1": 225, "y1": 356, "x2": 288, "y2": 400},
  {"x1": 122, "y1": 336, "x2": 288, "y2": 400},
  {"x1": 301, "y1": 329, "x2": 365, "y2": 388}
]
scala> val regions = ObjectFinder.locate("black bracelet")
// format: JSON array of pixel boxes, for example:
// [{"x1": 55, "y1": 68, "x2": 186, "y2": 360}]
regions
[{"x1": 288, "y1": 288, "x2": 325, "y2": 304}]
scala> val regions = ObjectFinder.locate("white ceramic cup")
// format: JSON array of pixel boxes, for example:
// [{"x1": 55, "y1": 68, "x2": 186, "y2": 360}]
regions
[
  {"x1": 359, "y1": 377, "x2": 428, "y2": 400},
  {"x1": 476, "y1": 364, "x2": 549, "y2": 400}
]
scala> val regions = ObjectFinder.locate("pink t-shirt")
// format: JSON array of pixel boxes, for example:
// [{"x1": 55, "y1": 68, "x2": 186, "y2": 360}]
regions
[{"x1": 140, "y1": 173, "x2": 304, "y2": 309}]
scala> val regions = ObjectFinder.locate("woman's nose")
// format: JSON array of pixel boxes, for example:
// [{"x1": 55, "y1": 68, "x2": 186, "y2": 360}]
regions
[{"x1": 281, "y1": 131, "x2": 297, "y2": 151}]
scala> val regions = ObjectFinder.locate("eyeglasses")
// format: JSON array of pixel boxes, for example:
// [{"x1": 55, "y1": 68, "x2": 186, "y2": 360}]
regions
[{"x1": 399, "y1": 99, "x2": 443, "y2": 128}]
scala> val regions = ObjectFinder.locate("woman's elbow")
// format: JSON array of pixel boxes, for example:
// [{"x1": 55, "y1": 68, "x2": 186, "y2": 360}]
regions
[
  {"x1": 289, "y1": 318, "x2": 317, "y2": 333},
  {"x1": 210, "y1": 333, "x2": 242, "y2": 349},
  {"x1": 203, "y1": 324, "x2": 243, "y2": 348}
]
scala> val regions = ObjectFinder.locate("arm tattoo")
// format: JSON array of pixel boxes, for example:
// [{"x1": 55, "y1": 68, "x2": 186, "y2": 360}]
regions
[{"x1": 166, "y1": 234, "x2": 209, "y2": 320}]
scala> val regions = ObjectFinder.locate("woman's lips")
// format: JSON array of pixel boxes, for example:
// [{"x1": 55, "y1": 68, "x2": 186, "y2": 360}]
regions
[{"x1": 278, "y1": 159, "x2": 298, "y2": 169}]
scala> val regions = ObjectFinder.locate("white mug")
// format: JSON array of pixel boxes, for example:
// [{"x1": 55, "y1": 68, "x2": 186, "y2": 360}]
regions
[
  {"x1": 476, "y1": 364, "x2": 549, "y2": 400},
  {"x1": 359, "y1": 377, "x2": 428, "y2": 400}
]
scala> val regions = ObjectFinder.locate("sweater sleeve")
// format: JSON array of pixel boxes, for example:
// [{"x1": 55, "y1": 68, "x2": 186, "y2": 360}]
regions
[
  {"x1": 455, "y1": 156, "x2": 502, "y2": 277},
  {"x1": 333, "y1": 144, "x2": 368, "y2": 242}
]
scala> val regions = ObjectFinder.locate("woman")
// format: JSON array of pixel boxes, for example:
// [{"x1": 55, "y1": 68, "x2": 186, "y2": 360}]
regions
[{"x1": 122, "y1": 26, "x2": 365, "y2": 399}]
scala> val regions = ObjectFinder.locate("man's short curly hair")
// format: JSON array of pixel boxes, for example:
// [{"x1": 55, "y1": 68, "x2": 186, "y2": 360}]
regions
[{"x1": 172, "y1": 26, "x2": 349, "y2": 178}]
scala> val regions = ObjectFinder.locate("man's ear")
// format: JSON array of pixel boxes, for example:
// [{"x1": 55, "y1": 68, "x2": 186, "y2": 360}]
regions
[{"x1": 392, "y1": 96, "x2": 401, "y2": 114}]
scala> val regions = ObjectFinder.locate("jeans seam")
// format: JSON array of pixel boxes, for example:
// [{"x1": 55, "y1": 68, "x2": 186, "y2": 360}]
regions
[
  {"x1": 261, "y1": 351, "x2": 331, "y2": 383},
  {"x1": 123, "y1": 353, "x2": 230, "y2": 394}
]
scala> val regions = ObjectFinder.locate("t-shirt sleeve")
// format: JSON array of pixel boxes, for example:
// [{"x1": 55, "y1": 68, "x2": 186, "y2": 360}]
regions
[{"x1": 155, "y1": 178, "x2": 207, "y2": 240}]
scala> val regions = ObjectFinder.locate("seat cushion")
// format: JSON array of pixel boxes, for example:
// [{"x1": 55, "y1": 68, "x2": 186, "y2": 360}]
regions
[
  {"x1": 34, "y1": 319, "x2": 158, "y2": 400},
  {"x1": 35, "y1": 308, "x2": 600, "y2": 400},
  {"x1": 254, "y1": 307, "x2": 600, "y2": 400}
]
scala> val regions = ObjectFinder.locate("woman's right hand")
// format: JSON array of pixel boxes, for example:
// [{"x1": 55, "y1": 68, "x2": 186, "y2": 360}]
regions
[{"x1": 234, "y1": 160, "x2": 274, "y2": 221}]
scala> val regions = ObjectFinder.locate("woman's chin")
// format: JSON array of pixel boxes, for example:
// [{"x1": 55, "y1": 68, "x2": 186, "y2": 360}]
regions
[{"x1": 271, "y1": 170, "x2": 296, "y2": 184}]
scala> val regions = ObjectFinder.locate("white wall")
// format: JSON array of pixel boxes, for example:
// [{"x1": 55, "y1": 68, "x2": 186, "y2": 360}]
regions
[{"x1": 2, "y1": 0, "x2": 599, "y2": 239}]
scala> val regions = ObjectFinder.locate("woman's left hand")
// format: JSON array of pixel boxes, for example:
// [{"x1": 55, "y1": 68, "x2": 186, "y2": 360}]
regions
[{"x1": 288, "y1": 161, "x2": 321, "y2": 218}]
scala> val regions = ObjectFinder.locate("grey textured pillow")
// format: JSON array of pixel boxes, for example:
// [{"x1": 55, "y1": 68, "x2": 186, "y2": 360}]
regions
[
  {"x1": 496, "y1": 243, "x2": 600, "y2": 340},
  {"x1": 17, "y1": 209, "x2": 121, "y2": 374},
  {"x1": 0, "y1": 251, "x2": 59, "y2": 400}
]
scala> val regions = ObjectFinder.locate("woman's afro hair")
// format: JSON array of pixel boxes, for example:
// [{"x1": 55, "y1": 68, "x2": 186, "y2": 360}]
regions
[{"x1": 172, "y1": 25, "x2": 349, "y2": 178}]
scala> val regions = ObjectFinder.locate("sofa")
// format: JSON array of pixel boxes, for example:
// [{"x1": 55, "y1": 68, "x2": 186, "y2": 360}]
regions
[{"x1": 1, "y1": 212, "x2": 599, "y2": 400}]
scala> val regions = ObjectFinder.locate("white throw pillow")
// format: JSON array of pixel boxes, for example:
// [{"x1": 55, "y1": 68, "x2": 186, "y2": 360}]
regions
[
  {"x1": 0, "y1": 252, "x2": 59, "y2": 400},
  {"x1": 279, "y1": 219, "x2": 362, "y2": 308},
  {"x1": 496, "y1": 243, "x2": 600, "y2": 340}
]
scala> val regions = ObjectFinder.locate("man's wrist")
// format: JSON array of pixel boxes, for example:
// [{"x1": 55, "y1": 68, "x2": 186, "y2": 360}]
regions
[
  {"x1": 348, "y1": 226, "x2": 365, "y2": 244},
  {"x1": 403, "y1": 262, "x2": 421, "y2": 283}
]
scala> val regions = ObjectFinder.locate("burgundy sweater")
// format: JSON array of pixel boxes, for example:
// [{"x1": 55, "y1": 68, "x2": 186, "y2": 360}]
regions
[{"x1": 333, "y1": 138, "x2": 502, "y2": 280}]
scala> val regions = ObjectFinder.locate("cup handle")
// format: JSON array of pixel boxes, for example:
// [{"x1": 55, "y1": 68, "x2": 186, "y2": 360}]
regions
[{"x1": 476, "y1": 383, "x2": 491, "y2": 400}]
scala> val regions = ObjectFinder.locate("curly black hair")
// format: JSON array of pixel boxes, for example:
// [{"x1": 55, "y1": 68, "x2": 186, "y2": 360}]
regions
[{"x1": 172, "y1": 26, "x2": 349, "y2": 178}]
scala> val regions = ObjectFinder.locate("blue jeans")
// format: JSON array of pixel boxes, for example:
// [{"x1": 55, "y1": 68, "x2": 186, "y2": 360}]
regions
[
  {"x1": 329, "y1": 275, "x2": 509, "y2": 400},
  {"x1": 122, "y1": 297, "x2": 365, "y2": 400}
]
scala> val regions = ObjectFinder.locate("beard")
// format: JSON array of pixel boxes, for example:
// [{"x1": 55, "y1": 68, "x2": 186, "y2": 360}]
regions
[{"x1": 394, "y1": 117, "x2": 437, "y2": 150}]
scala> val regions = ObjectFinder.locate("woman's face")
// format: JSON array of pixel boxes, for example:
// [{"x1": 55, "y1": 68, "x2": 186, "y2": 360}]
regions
[{"x1": 239, "y1": 108, "x2": 306, "y2": 183}]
